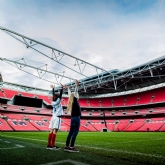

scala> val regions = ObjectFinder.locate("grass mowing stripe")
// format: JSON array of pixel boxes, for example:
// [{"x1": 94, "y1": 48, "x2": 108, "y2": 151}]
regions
[{"x1": 2, "y1": 135, "x2": 165, "y2": 159}]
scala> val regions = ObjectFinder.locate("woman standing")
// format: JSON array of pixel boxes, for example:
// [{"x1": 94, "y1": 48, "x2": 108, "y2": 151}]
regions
[{"x1": 64, "y1": 80, "x2": 81, "y2": 152}]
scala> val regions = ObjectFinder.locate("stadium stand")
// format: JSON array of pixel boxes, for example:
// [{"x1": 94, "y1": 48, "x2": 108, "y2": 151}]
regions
[
  {"x1": 90, "y1": 120, "x2": 106, "y2": 131},
  {"x1": 124, "y1": 119, "x2": 146, "y2": 132},
  {"x1": 152, "y1": 87, "x2": 165, "y2": 103},
  {"x1": 137, "y1": 90, "x2": 154, "y2": 105},
  {"x1": 100, "y1": 98, "x2": 112, "y2": 107},
  {"x1": 113, "y1": 96, "x2": 125, "y2": 107},
  {"x1": 106, "y1": 120, "x2": 116, "y2": 131},
  {"x1": 88, "y1": 98, "x2": 101, "y2": 107},
  {"x1": 7, "y1": 119, "x2": 39, "y2": 131},
  {"x1": 125, "y1": 93, "x2": 139, "y2": 106},
  {"x1": 0, "y1": 118, "x2": 13, "y2": 131},
  {"x1": 26, "y1": 115, "x2": 50, "y2": 131},
  {"x1": 2, "y1": 88, "x2": 18, "y2": 99},
  {"x1": 0, "y1": 89, "x2": 5, "y2": 98},
  {"x1": 1, "y1": 80, "x2": 165, "y2": 132},
  {"x1": 137, "y1": 119, "x2": 164, "y2": 132},
  {"x1": 115, "y1": 119, "x2": 130, "y2": 132},
  {"x1": 79, "y1": 98, "x2": 89, "y2": 107}
]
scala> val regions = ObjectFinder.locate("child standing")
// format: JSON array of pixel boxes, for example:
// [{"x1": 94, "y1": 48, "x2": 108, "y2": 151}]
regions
[{"x1": 47, "y1": 84, "x2": 64, "y2": 150}]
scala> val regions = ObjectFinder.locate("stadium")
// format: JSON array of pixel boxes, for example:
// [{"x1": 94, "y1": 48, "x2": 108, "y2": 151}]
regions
[
  {"x1": 1, "y1": 1, "x2": 165, "y2": 164},
  {"x1": 1, "y1": 26, "x2": 165, "y2": 165}
]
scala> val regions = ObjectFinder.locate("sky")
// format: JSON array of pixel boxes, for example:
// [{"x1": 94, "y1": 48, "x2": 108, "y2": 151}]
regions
[{"x1": 0, "y1": 0, "x2": 165, "y2": 90}]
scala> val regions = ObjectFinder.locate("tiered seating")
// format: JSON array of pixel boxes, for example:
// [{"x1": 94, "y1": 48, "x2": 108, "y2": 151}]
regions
[
  {"x1": 152, "y1": 88, "x2": 165, "y2": 103},
  {"x1": 100, "y1": 98, "x2": 112, "y2": 107},
  {"x1": 37, "y1": 94, "x2": 51, "y2": 104},
  {"x1": 123, "y1": 110, "x2": 136, "y2": 116},
  {"x1": 24, "y1": 115, "x2": 45, "y2": 121},
  {"x1": 7, "y1": 119, "x2": 38, "y2": 131},
  {"x1": 0, "y1": 104, "x2": 25, "y2": 113},
  {"x1": 151, "y1": 117, "x2": 165, "y2": 121},
  {"x1": 138, "y1": 109, "x2": 151, "y2": 115},
  {"x1": 90, "y1": 120, "x2": 106, "y2": 131},
  {"x1": 79, "y1": 99, "x2": 88, "y2": 107},
  {"x1": 124, "y1": 119, "x2": 145, "y2": 132},
  {"x1": 88, "y1": 98, "x2": 100, "y2": 107},
  {"x1": 115, "y1": 119, "x2": 130, "y2": 131},
  {"x1": 81, "y1": 111, "x2": 90, "y2": 116},
  {"x1": 137, "y1": 120, "x2": 164, "y2": 132},
  {"x1": 39, "y1": 108, "x2": 52, "y2": 115},
  {"x1": 81, "y1": 120, "x2": 97, "y2": 131},
  {"x1": 26, "y1": 115, "x2": 49, "y2": 131},
  {"x1": 2, "y1": 89, "x2": 18, "y2": 99},
  {"x1": 20, "y1": 106, "x2": 38, "y2": 113},
  {"x1": 79, "y1": 124, "x2": 89, "y2": 131},
  {"x1": 0, "y1": 118, "x2": 13, "y2": 131},
  {"x1": 125, "y1": 93, "x2": 139, "y2": 106},
  {"x1": 137, "y1": 90, "x2": 154, "y2": 105},
  {"x1": 113, "y1": 96, "x2": 125, "y2": 107},
  {"x1": 60, "y1": 122, "x2": 70, "y2": 131},
  {"x1": 113, "y1": 111, "x2": 123, "y2": 116},
  {"x1": 0, "y1": 104, "x2": 53, "y2": 115},
  {"x1": 152, "y1": 107, "x2": 165, "y2": 114},
  {"x1": 106, "y1": 120, "x2": 115, "y2": 131},
  {"x1": 91, "y1": 111, "x2": 101, "y2": 116},
  {"x1": 19, "y1": 92, "x2": 35, "y2": 98},
  {"x1": 159, "y1": 123, "x2": 165, "y2": 131},
  {"x1": 4, "y1": 113, "x2": 24, "y2": 120},
  {"x1": 2, "y1": 113, "x2": 51, "y2": 131},
  {"x1": 0, "y1": 89, "x2": 5, "y2": 98},
  {"x1": 61, "y1": 118, "x2": 70, "y2": 131}
]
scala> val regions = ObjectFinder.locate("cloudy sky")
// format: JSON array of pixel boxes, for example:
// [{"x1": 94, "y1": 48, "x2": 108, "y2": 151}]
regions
[{"x1": 0, "y1": 0, "x2": 165, "y2": 90}]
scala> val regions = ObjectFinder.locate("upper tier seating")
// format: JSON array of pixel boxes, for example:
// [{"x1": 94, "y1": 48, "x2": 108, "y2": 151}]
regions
[
  {"x1": 137, "y1": 90, "x2": 154, "y2": 105},
  {"x1": 19, "y1": 92, "x2": 35, "y2": 98},
  {"x1": 88, "y1": 98, "x2": 100, "y2": 107},
  {"x1": 1, "y1": 87, "x2": 165, "y2": 108},
  {"x1": 113, "y1": 96, "x2": 125, "y2": 107},
  {"x1": 100, "y1": 98, "x2": 112, "y2": 107},
  {"x1": 0, "y1": 89, "x2": 5, "y2": 98},
  {"x1": 79, "y1": 99, "x2": 89, "y2": 107},
  {"x1": 2, "y1": 88, "x2": 18, "y2": 99},
  {"x1": 152, "y1": 87, "x2": 165, "y2": 103},
  {"x1": 125, "y1": 93, "x2": 139, "y2": 106}
]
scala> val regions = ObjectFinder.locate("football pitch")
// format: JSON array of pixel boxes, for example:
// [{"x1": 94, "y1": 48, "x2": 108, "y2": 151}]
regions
[{"x1": 0, "y1": 132, "x2": 165, "y2": 165}]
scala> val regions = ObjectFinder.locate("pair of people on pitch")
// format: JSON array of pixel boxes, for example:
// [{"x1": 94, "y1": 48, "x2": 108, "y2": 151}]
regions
[{"x1": 47, "y1": 80, "x2": 81, "y2": 153}]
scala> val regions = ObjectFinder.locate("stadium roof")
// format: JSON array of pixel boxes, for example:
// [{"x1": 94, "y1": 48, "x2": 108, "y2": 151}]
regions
[{"x1": 66, "y1": 55, "x2": 165, "y2": 96}]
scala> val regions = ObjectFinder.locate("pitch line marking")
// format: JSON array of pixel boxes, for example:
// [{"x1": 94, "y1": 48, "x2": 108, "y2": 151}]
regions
[
  {"x1": 105, "y1": 138, "x2": 165, "y2": 145},
  {"x1": 2, "y1": 135, "x2": 165, "y2": 159},
  {"x1": 0, "y1": 144, "x2": 25, "y2": 150},
  {"x1": 4, "y1": 141, "x2": 11, "y2": 143},
  {"x1": 39, "y1": 159, "x2": 90, "y2": 165}
]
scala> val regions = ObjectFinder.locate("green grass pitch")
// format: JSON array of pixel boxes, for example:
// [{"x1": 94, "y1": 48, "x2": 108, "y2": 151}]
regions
[{"x1": 0, "y1": 132, "x2": 165, "y2": 165}]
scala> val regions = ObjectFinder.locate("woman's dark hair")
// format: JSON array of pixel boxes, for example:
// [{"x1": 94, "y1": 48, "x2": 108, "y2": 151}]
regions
[{"x1": 53, "y1": 94, "x2": 59, "y2": 101}]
